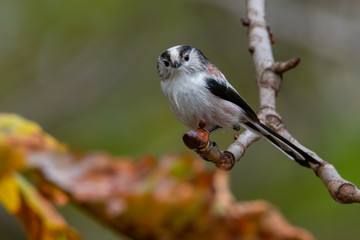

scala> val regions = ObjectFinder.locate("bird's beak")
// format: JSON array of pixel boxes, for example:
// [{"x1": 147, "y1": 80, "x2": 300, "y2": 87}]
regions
[{"x1": 172, "y1": 61, "x2": 181, "y2": 69}]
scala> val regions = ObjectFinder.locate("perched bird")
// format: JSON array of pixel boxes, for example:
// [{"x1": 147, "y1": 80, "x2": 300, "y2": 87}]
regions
[{"x1": 157, "y1": 45, "x2": 316, "y2": 167}]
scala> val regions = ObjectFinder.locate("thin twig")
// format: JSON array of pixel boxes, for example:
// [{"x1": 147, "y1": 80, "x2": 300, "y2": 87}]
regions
[{"x1": 272, "y1": 57, "x2": 301, "y2": 73}]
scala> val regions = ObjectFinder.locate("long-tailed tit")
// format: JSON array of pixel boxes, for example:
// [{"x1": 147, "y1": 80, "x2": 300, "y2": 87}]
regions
[{"x1": 157, "y1": 45, "x2": 316, "y2": 167}]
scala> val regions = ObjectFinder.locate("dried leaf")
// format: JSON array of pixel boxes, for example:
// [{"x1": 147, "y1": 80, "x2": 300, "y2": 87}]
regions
[
  {"x1": 37, "y1": 180, "x2": 69, "y2": 206},
  {"x1": 0, "y1": 174, "x2": 81, "y2": 240},
  {"x1": 0, "y1": 114, "x2": 79, "y2": 240},
  {"x1": 0, "y1": 113, "x2": 41, "y2": 139},
  {"x1": 0, "y1": 113, "x2": 314, "y2": 240},
  {"x1": 15, "y1": 174, "x2": 81, "y2": 240},
  {"x1": 0, "y1": 113, "x2": 66, "y2": 155}
]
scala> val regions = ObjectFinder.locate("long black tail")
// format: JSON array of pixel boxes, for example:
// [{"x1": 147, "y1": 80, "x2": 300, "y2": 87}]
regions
[{"x1": 244, "y1": 121, "x2": 318, "y2": 168}]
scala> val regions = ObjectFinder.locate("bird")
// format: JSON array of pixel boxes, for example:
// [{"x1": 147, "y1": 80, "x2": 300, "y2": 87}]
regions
[{"x1": 157, "y1": 45, "x2": 317, "y2": 167}]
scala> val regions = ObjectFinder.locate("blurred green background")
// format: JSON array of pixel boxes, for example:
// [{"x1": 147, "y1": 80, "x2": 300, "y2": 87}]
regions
[{"x1": 1, "y1": 0, "x2": 360, "y2": 239}]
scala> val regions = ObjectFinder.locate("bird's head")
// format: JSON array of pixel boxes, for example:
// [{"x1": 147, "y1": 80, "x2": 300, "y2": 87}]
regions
[{"x1": 157, "y1": 45, "x2": 208, "y2": 79}]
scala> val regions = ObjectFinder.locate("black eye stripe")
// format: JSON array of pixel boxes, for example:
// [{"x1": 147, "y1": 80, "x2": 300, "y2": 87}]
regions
[
  {"x1": 179, "y1": 45, "x2": 192, "y2": 57},
  {"x1": 160, "y1": 51, "x2": 170, "y2": 60}
]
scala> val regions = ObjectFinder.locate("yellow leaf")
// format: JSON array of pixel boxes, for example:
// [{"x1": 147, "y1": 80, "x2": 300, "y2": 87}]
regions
[
  {"x1": 0, "y1": 114, "x2": 67, "y2": 176},
  {"x1": 0, "y1": 113, "x2": 41, "y2": 141},
  {"x1": 0, "y1": 174, "x2": 21, "y2": 212},
  {"x1": 14, "y1": 174, "x2": 81, "y2": 240},
  {"x1": 0, "y1": 113, "x2": 66, "y2": 152},
  {"x1": 16, "y1": 174, "x2": 66, "y2": 228},
  {"x1": 0, "y1": 145, "x2": 25, "y2": 176}
]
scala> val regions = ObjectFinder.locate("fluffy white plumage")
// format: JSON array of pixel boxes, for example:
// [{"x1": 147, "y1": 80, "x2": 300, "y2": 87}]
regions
[
  {"x1": 158, "y1": 45, "x2": 245, "y2": 131},
  {"x1": 157, "y1": 45, "x2": 317, "y2": 167}
]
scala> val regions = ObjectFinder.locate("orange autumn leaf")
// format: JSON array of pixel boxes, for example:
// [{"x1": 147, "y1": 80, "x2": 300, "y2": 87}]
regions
[
  {"x1": 0, "y1": 113, "x2": 314, "y2": 240},
  {"x1": 0, "y1": 174, "x2": 80, "y2": 240},
  {"x1": 15, "y1": 175, "x2": 81, "y2": 240},
  {"x1": 0, "y1": 114, "x2": 79, "y2": 240},
  {"x1": 0, "y1": 113, "x2": 66, "y2": 156}
]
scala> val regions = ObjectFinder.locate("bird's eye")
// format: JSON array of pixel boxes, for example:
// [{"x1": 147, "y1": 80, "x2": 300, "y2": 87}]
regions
[
  {"x1": 163, "y1": 60, "x2": 169, "y2": 67},
  {"x1": 184, "y1": 54, "x2": 189, "y2": 61}
]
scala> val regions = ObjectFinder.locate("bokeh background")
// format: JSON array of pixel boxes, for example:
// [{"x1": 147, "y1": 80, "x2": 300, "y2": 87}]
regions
[{"x1": 1, "y1": 0, "x2": 360, "y2": 239}]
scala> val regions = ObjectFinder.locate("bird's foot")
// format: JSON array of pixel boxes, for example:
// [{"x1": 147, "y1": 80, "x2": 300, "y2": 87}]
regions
[
  {"x1": 207, "y1": 141, "x2": 219, "y2": 151},
  {"x1": 233, "y1": 124, "x2": 241, "y2": 131}
]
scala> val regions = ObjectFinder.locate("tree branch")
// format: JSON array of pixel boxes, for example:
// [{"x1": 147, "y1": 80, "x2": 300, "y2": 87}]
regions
[{"x1": 183, "y1": 0, "x2": 360, "y2": 203}]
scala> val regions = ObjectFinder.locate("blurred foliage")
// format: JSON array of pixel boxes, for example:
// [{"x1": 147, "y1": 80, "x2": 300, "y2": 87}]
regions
[
  {"x1": 0, "y1": 0, "x2": 360, "y2": 239},
  {"x1": 0, "y1": 115, "x2": 80, "y2": 240},
  {"x1": 0, "y1": 174, "x2": 80, "y2": 240},
  {"x1": 0, "y1": 114, "x2": 313, "y2": 240}
]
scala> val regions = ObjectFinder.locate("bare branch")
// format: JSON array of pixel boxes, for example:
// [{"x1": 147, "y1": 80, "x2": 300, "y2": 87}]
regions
[
  {"x1": 246, "y1": 0, "x2": 360, "y2": 204},
  {"x1": 315, "y1": 163, "x2": 360, "y2": 203},
  {"x1": 272, "y1": 57, "x2": 301, "y2": 74},
  {"x1": 183, "y1": 0, "x2": 360, "y2": 203}
]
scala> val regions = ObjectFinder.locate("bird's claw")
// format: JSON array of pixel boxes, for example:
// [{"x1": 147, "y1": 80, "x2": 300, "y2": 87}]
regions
[
  {"x1": 207, "y1": 141, "x2": 219, "y2": 151},
  {"x1": 198, "y1": 141, "x2": 219, "y2": 162}
]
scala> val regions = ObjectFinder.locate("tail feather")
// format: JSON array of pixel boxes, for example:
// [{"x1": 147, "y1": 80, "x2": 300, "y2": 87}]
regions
[{"x1": 243, "y1": 121, "x2": 317, "y2": 168}]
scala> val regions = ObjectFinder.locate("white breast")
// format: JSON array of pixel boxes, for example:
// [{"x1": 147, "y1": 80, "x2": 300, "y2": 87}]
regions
[{"x1": 161, "y1": 73, "x2": 242, "y2": 130}]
